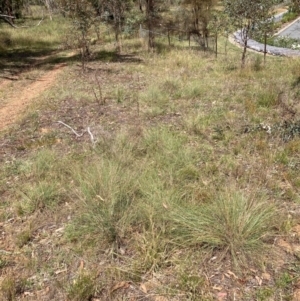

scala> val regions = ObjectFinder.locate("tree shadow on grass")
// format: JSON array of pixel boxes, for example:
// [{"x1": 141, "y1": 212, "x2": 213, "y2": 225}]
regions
[
  {"x1": 94, "y1": 50, "x2": 143, "y2": 63},
  {"x1": 0, "y1": 46, "x2": 143, "y2": 80},
  {"x1": 0, "y1": 33, "x2": 65, "y2": 77}
]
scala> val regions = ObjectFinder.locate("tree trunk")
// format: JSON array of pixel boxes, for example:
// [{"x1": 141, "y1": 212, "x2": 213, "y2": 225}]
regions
[
  {"x1": 146, "y1": 0, "x2": 155, "y2": 50},
  {"x1": 241, "y1": 23, "x2": 250, "y2": 68},
  {"x1": 241, "y1": 39, "x2": 247, "y2": 68},
  {"x1": 264, "y1": 31, "x2": 267, "y2": 65},
  {"x1": 215, "y1": 33, "x2": 217, "y2": 58},
  {"x1": 115, "y1": 28, "x2": 121, "y2": 52},
  {"x1": 225, "y1": 34, "x2": 228, "y2": 57}
]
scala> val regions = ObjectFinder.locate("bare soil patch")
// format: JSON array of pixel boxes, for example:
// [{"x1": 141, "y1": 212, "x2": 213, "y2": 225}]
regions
[
  {"x1": 0, "y1": 49, "x2": 77, "y2": 132},
  {"x1": 0, "y1": 63, "x2": 67, "y2": 130}
]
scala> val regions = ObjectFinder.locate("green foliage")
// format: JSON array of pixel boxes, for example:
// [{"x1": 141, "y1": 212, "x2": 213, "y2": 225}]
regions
[
  {"x1": 170, "y1": 191, "x2": 278, "y2": 266},
  {"x1": 66, "y1": 272, "x2": 96, "y2": 301},
  {"x1": 282, "y1": 11, "x2": 299, "y2": 23},
  {"x1": 180, "y1": 0, "x2": 217, "y2": 36},
  {"x1": 13, "y1": 149, "x2": 69, "y2": 214},
  {"x1": 276, "y1": 272, "x2": 294, "y2": 289},
  {"x1": 132, "y1": 215, "x2": 169, "y2": 275},
  {"x1": 223, "y1": 0, "x2": 275, "y2": 21},
  {"x1": 66, "y1": 155, "x2": 140, "y2": 246},
  {"x1": 263, "y1": 36, "x2": 300, "y2": 50},
  {"x1": 62, "y1": 0, "x2": 99, "y2": 67},
  {"x1": 179, "y1": 274, "x2": 206, "y2": 298},
  {"x1": 18, "y1": 181, "x2": 66, "y2": 214},
  {"x1": 0, "y1": 16, "x2": 69, "y2": 52},
  {"x1": 208, "y1": 9, "x2": 233, "y2": 38},
  {"x1": 256, "y1": 90, "x2": 278, "y2": 108},
  {"x1": 223, "y1": 0, "x2": 275, "y2": 66},
  {"x1": 256, "y1": 287, "x2": 274, "y2": 300}
]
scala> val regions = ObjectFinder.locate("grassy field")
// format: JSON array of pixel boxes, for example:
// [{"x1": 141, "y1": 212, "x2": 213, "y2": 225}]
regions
[{"x1": 1, "y1": 11, "x2": 300, "y2": 301}]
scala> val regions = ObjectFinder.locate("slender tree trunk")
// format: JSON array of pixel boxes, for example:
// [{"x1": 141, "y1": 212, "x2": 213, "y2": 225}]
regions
[
  {"x1": 215, "y1": 33, "x2": 217, "y2": 58},
  {"x1": 241, "y1": 39, "x2": 247, "y2": 68},
  {"x1": 146, "y1": 0, "x2": 155, "y2": 50},
  {"x1": 264, "y1": 31, "x2": 267, "y2": 65},
  {"x1": 241, "y1": 23, "x2": 250, "y2": 68},
  {"x1": 115, "y1": 28, "x2": 120, "y2": 52}
]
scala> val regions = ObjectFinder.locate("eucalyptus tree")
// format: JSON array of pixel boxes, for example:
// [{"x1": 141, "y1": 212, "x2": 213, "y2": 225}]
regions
[
  {"x1": 223, "y1": 0, "x2": 275, "y2": 67},
  {"x1": 100, "y1": 0, "x2": 133, "y2": 51},
  {"x1": 208, "y1": 10, "x2": 232, "y2": 57},
  {"x1": 58, "y1": 0, "x2": 102, "y2": 69},
  {"x1": 145, "y1": 0, "x2": 155, "y2": 48},
  {"x1": 179, "y1": 0, "x2": 217, "y2": 47},
  {"x1": 254, "y1": 4, "x2": 275, "y2": 64},
  {"x1": 138, "y1": 0, "x2": 165, "y2": 49},
  {"x1": 58, "y1": 0, "x2": 133, "y2": 61}
]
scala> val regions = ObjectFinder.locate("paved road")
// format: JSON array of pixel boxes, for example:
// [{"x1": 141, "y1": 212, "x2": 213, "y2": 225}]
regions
[
  {"x1": 279, "y1": 18, "x2": 300, "y2": 39},
  {"x1": 233, "y1": 12, "x2": 300, "y2": 57},
  {"x1": 273, "y1": 12, "x2": 286, "y2": 23}
]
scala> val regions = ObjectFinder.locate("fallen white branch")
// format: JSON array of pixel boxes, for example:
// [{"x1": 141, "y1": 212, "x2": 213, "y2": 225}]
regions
[
  {"x1": 57, "y1": 121, "x2": 98, "y2": 147},
  {"x1": 87, "y1": 126, "x2": 96, "y2": 146},
  {"x1": 0, "y1": 14, "x2": 16, "y2": 19},
  {"x1": 35, "y1": 17, "x2": 44, "y2": 27},
  {"x1": 57, "y1": 121, "x2": 84, "y2": 137}
]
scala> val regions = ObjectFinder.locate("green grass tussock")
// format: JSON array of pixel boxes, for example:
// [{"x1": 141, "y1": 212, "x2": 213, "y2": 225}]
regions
[
  {"x1": 66, "y1": 157, "x2": 140, "y2": 246},
  {"x1": 170, "y1": 190, "x2": 278, "y2": 266},
  {"x1": 66, "y1": 271, "x2": 97, "y2": 301}
]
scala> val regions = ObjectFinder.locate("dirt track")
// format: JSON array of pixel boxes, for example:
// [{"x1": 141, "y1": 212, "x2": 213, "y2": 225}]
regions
[{"x1": 0, "y1": 63, "x2": 67, "y2": 131}]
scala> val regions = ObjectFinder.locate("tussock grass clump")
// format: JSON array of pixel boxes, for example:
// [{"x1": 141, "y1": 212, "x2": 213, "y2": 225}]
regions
[
  {"x1": 14, "y1": 149, "x2": 70, "y2": 214},
  {"x1": 66, "y1": 272, "x2": 96, "y2": 301},
  {"x1": 170, "y1": 191, "x2": 278, "y2": 266},
  {"x1": 66, "y1": 157, "x2": 141, "y2": 246},
  {"x1": 130, "y1": 214, "x2": 170, "y2": 276},
  {"x1": 18, "y1": 181, "x2": 66, "y2": 214},
  {"x1": 0, "y1": 276, "x2": 17, "y2": 301},
  {"x1": 16, "y1": 228, "x2": 33, "y2": 248},
  {"x1": 0, "y1": 275, "x2": 28, "y2": 301}
]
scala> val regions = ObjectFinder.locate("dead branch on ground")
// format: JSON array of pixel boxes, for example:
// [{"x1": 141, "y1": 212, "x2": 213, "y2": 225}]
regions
[{"x1": 57, "y1": 121, "x2": 97, "y2": 147}]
